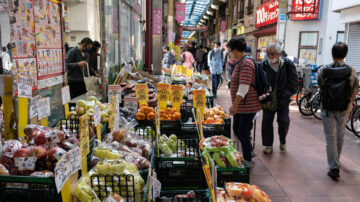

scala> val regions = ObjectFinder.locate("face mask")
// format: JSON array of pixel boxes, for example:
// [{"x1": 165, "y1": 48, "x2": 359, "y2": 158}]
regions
[
  {"x1": 268, "y1": 58, "x2": 279, "y2": 64},
  {"x1": 84, "y1": 48, "x2": 92, "y2": 53}
]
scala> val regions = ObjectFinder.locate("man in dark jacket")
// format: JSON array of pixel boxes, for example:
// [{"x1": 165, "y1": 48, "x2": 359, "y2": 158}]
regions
[
  {"x1": 88, "y1": 41, "x2": 101, "y2": 76},
  {"x1": 66, "y1": 37, "x2": 95, "y2": 99},
  {"x1": 261, "y1": 44, "x2": 298, "y2": 154}
]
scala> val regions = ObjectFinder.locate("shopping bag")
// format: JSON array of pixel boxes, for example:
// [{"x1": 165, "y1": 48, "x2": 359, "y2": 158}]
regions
[{"x1": 83, "y1": 64, "x2": 98, "y2": 96}]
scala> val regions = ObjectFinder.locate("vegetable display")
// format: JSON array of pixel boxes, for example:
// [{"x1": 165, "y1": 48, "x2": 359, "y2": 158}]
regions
[{"x1": 217, "y1": 183, "x2": 271, "y2": 202}]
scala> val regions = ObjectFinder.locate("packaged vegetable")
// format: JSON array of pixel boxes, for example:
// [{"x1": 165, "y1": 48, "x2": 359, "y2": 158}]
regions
[{"x1": 212, "y1": 152, "x2": 227, "y2": 168}]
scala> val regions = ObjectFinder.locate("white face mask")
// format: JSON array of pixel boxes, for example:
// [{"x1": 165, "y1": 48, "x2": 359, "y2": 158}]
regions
[{"x1": 268, "y1": 58, "x2": 279, "y2": 64}]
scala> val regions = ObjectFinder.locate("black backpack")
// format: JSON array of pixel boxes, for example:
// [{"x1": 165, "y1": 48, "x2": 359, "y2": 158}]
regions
[
  {"x1": 320, "y1": 64, "x2": 352, "y2": 111},
  {"x1": 241, "y1": 57, "x2": 271, "y2": 104}
]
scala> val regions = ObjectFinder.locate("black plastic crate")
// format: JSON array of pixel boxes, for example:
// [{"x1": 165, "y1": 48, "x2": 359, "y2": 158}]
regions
[
  {"x1": 181, "y1": 117, "x2": 230, "y2": 139},
  {"x1": 155, "y1": 138, "x2": 204, "y2": 190},
  {"x1": 157, "y1": 190, "x2": 210, "y2": 202},
  {"x1": 90, "y1": 174, "x2": 137, "y2": 201},
  {"x1": 161, "y1": 120, "x2": 182, "y2": 134},
  {"x1": 0, "y1": 175, "x2": 61, "y2": 202},
  {"x1": 216, "y1": 161, "x2": 250, "y2": 187}
]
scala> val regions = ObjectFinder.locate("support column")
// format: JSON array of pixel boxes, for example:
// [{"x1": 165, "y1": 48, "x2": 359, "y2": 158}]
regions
[
  {"x1": 215, "y1": 9, "x2": 220, "y2": 41},
  {"x1": 99, "y1": 0, "x2": 107, "y2": 101},
  {"x1": 167, "y1": 0, "x2": 174, "y2": 44},
  {"x1": 145, "y1": 0, "x2": 152, "y2": 72},
  {"x1": 277, "y1": 0, "x2": 288, "y2": 48},
  {"x1": 152, "y1": 0, "x2": 163, "y2": 75},
  {"x1": 227, "y1": 0, "x2": 234, "y2": 40}
]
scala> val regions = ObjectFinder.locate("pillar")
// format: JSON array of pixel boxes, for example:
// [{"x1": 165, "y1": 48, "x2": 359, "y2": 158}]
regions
[{"x1": 152, "y1": 0, "x2": 163, "y2": 75}]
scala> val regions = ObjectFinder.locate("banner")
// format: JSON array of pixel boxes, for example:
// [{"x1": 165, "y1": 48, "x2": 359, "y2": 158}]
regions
[
  {"x1": 220, "y1": 20, "x2": 227, "y2": 33},
  {"x1": 291, "y1": 0, "x2": 321, "y2": 21},
  {"x1": 176, "y1": 3, "x2": 186, "y2": 23},
  {"x1": 153, "y1": 9, "x2": 162, "y2": 35},
  {"x1": 256, "y1": 0, "x2": 279, "y2": 28}
]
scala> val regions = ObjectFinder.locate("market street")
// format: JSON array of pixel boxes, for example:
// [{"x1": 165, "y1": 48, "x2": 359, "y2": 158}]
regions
[{"x1": 215, "y1": 85, "x2": 360, "y2": 201}]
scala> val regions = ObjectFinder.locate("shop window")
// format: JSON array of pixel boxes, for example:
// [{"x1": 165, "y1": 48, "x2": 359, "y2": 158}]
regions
[
  {"x1": 336, "y1": 31, "x2": 345, "y2": 43},
  {"x1": 239, "y1": 0, "x2": 245, "y2": 19},
  {"x1": 298, "y1": 31, "x2": 318, "y2": 64},
  {"x1": 247, "y1": 0, "x2": 254, "y2": 15}
]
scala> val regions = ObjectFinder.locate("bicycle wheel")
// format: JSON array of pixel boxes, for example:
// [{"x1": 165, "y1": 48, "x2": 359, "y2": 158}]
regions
[
  {"x1": 311, "y1": 92, "x2": 322, "y2": 120},
  {"x1": 346, "y1": 98, "x2": 360, "y2": 132},
  {"x1": 296, "y1": 88, "x2": 304, "y2": 105},
  {"x1": 351, "y1": 106, "x2": 360, "y2": 138},
  {"x1": 298, "y1": 94, "x2": 313, "y2": 116}
]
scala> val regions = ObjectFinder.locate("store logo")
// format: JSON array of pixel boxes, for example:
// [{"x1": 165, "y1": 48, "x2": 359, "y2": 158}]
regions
[{"x1": 256, "y1": 0, "x2": 279, "y2": 28}]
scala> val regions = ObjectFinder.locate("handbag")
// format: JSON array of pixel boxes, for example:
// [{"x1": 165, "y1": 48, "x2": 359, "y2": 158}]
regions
[
  {"x1": 83, "y1": 63, "x2": 98, "y2": 96},
  {"x1": 262, "y1": 67, "x2": 280, "y2": 111}
]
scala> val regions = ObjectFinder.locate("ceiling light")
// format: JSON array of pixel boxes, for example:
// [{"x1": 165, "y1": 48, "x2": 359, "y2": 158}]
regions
[
  {"x1": 206, "y1": 10, "x2": 213, "y2": 16},
  {"x1": 203, "y1": 15, "x2": 209, "y2": 19},
  {"x1": 211, "y1": 4, "x2": 219, "y2": 10}
]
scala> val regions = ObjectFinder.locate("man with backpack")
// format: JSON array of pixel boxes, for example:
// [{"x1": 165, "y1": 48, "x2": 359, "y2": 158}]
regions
[
  {"x1": 208, "y1": 41, "x2": 224, "y2": 98},
  {"x1": 228, "y1": 37, "x2": 262, "y2": 162},
  {"x1": 261, "y1": 44, "x2": 298, "y2": 154},
  {"x1": 318, "y1": 42, "x2": 358, "y2": 180}
]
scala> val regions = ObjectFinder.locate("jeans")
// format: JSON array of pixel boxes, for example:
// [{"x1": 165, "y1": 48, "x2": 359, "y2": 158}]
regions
[
  {"x1": 321, "y1": 109, "x2": 348, "y2": 169},
  {"x1": 196, "y1": 62, "x2": 204, "y2": 73},
  {"x1": 262, "y1": 106, "x2": 290, "y2": 146},
  {"x1": 233, "y1": 113, "x2": 256, "y2": 162},
  {"x1": 211, "y1": 74, "x2": 221, "y2": 97}
]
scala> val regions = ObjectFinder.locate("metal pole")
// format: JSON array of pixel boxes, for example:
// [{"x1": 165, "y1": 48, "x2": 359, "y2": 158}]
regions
[
  {"x1": 145, "y1": 0, "x2": 152, "y2": 72},
  {"x1": 100, "y1": 0, "x2": 107, "y2": 101}
]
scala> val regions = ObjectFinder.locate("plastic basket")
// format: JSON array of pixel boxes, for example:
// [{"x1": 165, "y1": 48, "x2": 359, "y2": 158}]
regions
[
  {"x1": 156, "y1": 190, "x2": 210, "y2": 202},
  {"x1": 0, "y1": 175, "x2": 61, "y2": 202},
  {"x1": 216, "y1": 161, "x2": 250, "y2": 187}
]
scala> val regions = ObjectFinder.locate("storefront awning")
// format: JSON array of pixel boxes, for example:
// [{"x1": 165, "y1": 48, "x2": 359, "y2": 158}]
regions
[{"x1": 253, "y1": 24, "x2": 277, "y2": 37}]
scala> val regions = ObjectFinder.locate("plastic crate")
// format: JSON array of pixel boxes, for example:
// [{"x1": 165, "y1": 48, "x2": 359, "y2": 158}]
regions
[
  {"x1": 216, "y1": 161, "x2": 250, "y2": 187},
  {"x1": 157, "y1": 190, "x2": 210, "y2": 202},
  {"x1": 181, "y1": 118, "x2": 229, "y2": 139},
  {"x1": 155, "y1": 138, "x2": 204, "y2": 190},
  {"x1": 0, "y1": 175, "x2": 61, "y2": 202}
]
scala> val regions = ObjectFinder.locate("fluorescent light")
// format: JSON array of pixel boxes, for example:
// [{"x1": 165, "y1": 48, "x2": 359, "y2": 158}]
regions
[
  {"x1": 206, "y1": 10, "x2": 213, "y2": 16},
  {"x1": 203, "y1": 15, "x2": 209, "y2": 19},
  {"x1": 211, "y1": 4, "x2": 219, "y2": 10}
]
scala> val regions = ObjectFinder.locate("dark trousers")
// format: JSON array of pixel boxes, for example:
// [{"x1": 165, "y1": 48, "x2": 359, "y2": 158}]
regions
[
  {"x1": 233, "y1": 113, "x2": 256, "y2": 162},
  {"x1": 262, "y1": 106, "x2": 290, "y2": 146},
  {"x1": 196, "y1": 62, "x2": 204, "y2": 73},
  {"x1": 211, "y1": 74, "x2": 221, "y2": 97},
  {"x1": 69, "y1": 80, "x2": 87, "y2": 99}
]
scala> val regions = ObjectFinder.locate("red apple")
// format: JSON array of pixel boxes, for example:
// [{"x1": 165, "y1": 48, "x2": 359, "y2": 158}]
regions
[
  {"x1": 113, "y1": 129, "x2": 125, "y2": 143},
  {"x1": 34, "y1": 132, "x2": 47, "y2": 145},
  {"x1": 61, "y1": 137, "x2": 79, "y2": 150},
  {"x1": 46, "y1": 130, "x2": 65, "y2": 144},
  {"x1": 3, "y1": 140, "x2": 23, "y2": 153},
  {"x1": 29, "y1": 146, "x2": 47, "y2": 159},
  {"x1": 13, "y1": 148, "x2": 30, "y2": 158},
  {"x1": 47, "y1": 147, "x2": 66, "y2": 161},
  {"x1": 28, "y1": 130, "x2": 42, "y2": 144}
]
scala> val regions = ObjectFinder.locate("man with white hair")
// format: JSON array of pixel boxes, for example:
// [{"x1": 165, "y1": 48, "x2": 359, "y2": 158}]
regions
[{"x1": 261, "y1": 44, "x2": 298, "y2": 154}]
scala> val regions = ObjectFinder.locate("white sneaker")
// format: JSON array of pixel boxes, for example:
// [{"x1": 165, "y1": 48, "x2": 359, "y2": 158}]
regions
[
  {"x1": 263, "y1": 146, "x2": 273, "y2": 154},
  {"x1": 280, "y1": 144, "x2": 286, "y2": 151}
]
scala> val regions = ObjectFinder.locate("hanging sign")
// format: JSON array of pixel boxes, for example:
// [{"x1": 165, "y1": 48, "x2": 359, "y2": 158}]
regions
[
  {"x1": 79, "y1": 114, "x2": 90, "y2": 159},
  {"x1": 193, "y1": 90, "x2": 206, "y2": 109},
  {"x1": 291, "y1": 0, "x2": 321, "y2": 21},
  {"x1": 176, "y1": 3, "x2": 186, "y2": 23},
  {"x1": 135, "y1": 84, "x2": 149, "y2": 105},
  {"x1": 18, "y1": 77, "x2": 32, "y2": 98},
  {"x1": 61, "y1": 86, "x2": 71, "y2": 105},
  {"x1": 171, "y1": 85, "x2": 183, "y2": 111},
  {"x1": 182, "y1": 26, "x2": 208, "y2": 31},
  {"x1": 157, "y1": 83, "x2": 170, "y2": 110},
  {"x1": 38, "y1": 97, "x2": 51, "y2": 120},
  {"x1": 220, "y1": 20, "x2": 227, "y2": 33},
  {"x1": 153, "y1": 9, "x2": 162, "y2": 35},
  {"x1": 124, "y1": 96, "x2": 138, "y2": 113},
  {"x1": 30, "y1": 95, "x2": 40, "y2": 119},
  {"x1": 108, "y1": 85, "x2": 122, "y2": 104},
  {"x1": 256, "y1": 0, "x2": 279, "y2": 28}
]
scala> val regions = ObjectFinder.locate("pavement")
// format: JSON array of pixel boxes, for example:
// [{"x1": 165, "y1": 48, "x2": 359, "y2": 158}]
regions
[{"x1": 214, "y1": 85, "x2": 360, "y2": 202}]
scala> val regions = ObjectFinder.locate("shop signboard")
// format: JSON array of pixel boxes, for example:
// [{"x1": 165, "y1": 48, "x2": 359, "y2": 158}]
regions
[
  {"x1": 291, "y1": 0, "x2": 321, "y2": 21},
  {"x1": 176, "y1": 3, "x2": 186, "y2": 23},
  {"x1": 256, "y1": 0, "x2": 279, "y2": 28},
  {"x1": 237, "y1": 26, "x2": 245, "y2": 35},
  {"x1": 220, "y1": 20, "x2": 227, "y2": 33},
  {"x1": 153, "y1": 9, "x2": 162, "y2": 35}
]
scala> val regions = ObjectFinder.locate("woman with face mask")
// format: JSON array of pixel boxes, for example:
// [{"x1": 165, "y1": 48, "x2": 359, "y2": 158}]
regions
[
  {"x1": 260, "y1": 44, "x2": 298, "y2": 154},
  {"x1": 65, "y1": 37, "x2": 95, "y2": 99}
]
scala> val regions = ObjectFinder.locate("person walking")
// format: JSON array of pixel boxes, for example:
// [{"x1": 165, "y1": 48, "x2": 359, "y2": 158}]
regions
[
  {"x1": 195, "y1": 45, "x2": 205, "y2": 73},
  {"x1": 261, "y1": 44, "x2": 298, "y2": 154},
  {"x1": 65, "y1": 37, "x2": 95, "y2": 99},
  {"x1": 203, "y1": 47, "x2": 210, "y2": 75},
  {"x1": 88, "y1": 41, "x2": 101, "y2": 76},
  {"x1": 318, "y1": 42, "x2": 358, "y2": 180},
  {"x1": 181, "y1": 46, "x2": 195, "y2": 71},
  {"x1": 228, "y1": 37, "x2": 261, "y2": 162},
  {"x1": 208, "y1": 42, "x2": 224, "y2": 98},
  {"x1": 1, "y1": 47, "x2": 12, "y2": 74},
  {"x1": 162, "y1": 45, "x2": 175, "y2": 69}
]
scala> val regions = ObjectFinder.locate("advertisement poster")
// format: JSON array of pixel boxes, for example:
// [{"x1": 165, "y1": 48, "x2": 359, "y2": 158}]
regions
[
  {"x1": 291, "y1": 0, "x2": 321, "y2": 21},
  {"x1": 152, "y1": 9, "x2": 162, "y2": 35},
  {"x1": 175, "y1": 3, "x2": 186, "y2": 23}
]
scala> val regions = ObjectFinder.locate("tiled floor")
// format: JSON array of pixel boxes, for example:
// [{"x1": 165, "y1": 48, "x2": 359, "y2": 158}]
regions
[{"x1": 214, "y1": 85, "x2": 360, "y2": 202}]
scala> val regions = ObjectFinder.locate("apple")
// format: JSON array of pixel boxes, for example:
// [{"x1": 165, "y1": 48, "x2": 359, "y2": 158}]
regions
[
  {"x1": 61, "y1": 137, "x2": 79, "y2": 150},
  {"x1": 28, "y1": 130, "x2": 42, "y2": 144},
  {"x1": 76, "y1": 100, "x2": 87, "y2": 108},
  {"x1": 76, "y1": 106, "x2": 85, "y2": 115},
  {"x1": 47, "y1": 147, "x2": 66, "y2": 161},
  {"x1": 29, "y1": 146, "x2": 47, "y2": 159},
  {"x1": 113, "y1": 129, "x2": 125, "y2": 143},
  {"x1": 88, "y1": 96, "x2": 98, "y2": 102},
  {"x1": 34, "y1": 132, "x2": 47, "y2": 145},
  {"x1": 14, "y1": 148, "x2": 30, "y2": 158}
]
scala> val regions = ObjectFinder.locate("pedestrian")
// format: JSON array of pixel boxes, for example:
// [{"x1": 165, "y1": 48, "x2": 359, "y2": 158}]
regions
[
  {"x1": 224, "y1": 43, "x2": 239, "y2": 85},
  {"x1": 181, "y1": 46, "x2": 195, "y2": 71},
  {"x1": 88, "y1": 41, "x2": 101, "y2": 76},
  {"x1": 208, "y1": 41, "x2": 224, "y2": 98},
  {"x1": 65, "y1": 37, "x2": 95, "y2": 99},
  {"x1": 195, "y1": 45, "x2": 205, "y2": 73},
  {"x1": 261, "y1": 44, "x2": 298, "y2": 154},
  {"x1": 190, "y1": 41, "x2": 197, "y2": 57},
  {"x1": 228, "y1": 37, "x2": 261, "y2": 162},
  {"x1": 203, "y1": 47, "x2": 210, "y2": 75},
  {"x1": 162, "y1": 45, "x2": 175, "y2": 69},
  {"x1": 318, "y1": 42, "x2": 358, "y2": 180},
  {"x1": 1, "y1": 47, "x2": 12, "y2": 74}
]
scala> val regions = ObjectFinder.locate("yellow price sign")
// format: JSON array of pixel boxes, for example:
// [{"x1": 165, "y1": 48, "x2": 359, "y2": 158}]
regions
[
  {"x1": 79, "y1": 114, "x2": 90, "y2": 159},
  {"x1": 135, "y1": 83, "x2": 149, "y2": 105},
  {"x1": 157, "y1": 83, "x2": 170, "y2": 101},
  {"x1": 171, "y1": 85, "x2": 183, "y2": 103},
  {"x1": 186, "y1": 68, "x2": 193, "y2": 77},
  {"x1": 176, "y1": 65, "x2": 182, "y2": 73},
  {"x1": 193, "y1": 90, "x2": 206, "y2": 108},
  {"x1": 181, "y1": 66, "x2": 187, "y2": 75}
]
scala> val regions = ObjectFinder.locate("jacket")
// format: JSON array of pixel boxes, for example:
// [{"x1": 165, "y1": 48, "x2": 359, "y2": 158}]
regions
[
  {"x1": 65, "y1": 47, "x2": 95, "y2": 83},
  {"x1": 262, "y1": 58, "x2": 298, "y2": 108},
  {"x1": 208, "y1": 49, "x2": 224, "y2": 74},
  {"x1": 162, "y1": 51, "x2": 175, "y2": 69},
  {"x1": 195, "y1": 49, "x2": 204, "y2": 63}
]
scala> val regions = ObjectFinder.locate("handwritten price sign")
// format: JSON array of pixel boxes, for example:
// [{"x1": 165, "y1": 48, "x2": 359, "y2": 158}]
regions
[
  {"x1": 171, "y1": 85, "x2": 183, "y2": 103},
  {"x1": 157, "y1": 83, "x2": 170, "y2": 102},
  {"x1": 38, "y1": 97, "x2": 51, "y2": 120},
  {"x1": 193, "y1": 90, "x2": 206, "y2": 108},
  {"x1": 18, "y1": 77, "x2": 32, "y2": 98},
  {"x1": 135, "y1": 83, "x2": 149, "y2": 104},
  {"x1": 79, "y1": 114, "x2": 90, "y2": 159}
]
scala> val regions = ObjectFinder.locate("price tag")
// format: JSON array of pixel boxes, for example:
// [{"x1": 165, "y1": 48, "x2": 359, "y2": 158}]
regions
[
  {"x1": 18, "y1": 77, "x2": 32, "y2": 98},
  {"x1": 108, "y1": 85, "x2": 122, "y2": 103},
  {"x1": 124, "y1": 96, "x2": 138, "y2": 113},
  {"x1": 186, "y1": 68, "x2": 193, "y2": 77},
  {"x1": 157, "y1": 83, "x2": 170, "y2": 101},
  {"x1": 54, "y1": 147, "x2": 81, "y2": 193},
  {"x1": 171, "y1": 85, "x2": 183, "y2": 103},
  {"x1": 93, "y1": 105, "x2": 101, "y2": 127},
  {"x1": 193, "y1": 90, "x2": 206, "y2": 108},
  {"x1": 79, "y1": 114, "x2": 89, "y2": 159},
  {"x1": 176, "y1": 65, "x2": 182, "y2": 73},
  {"x1": 135, "y1": 83, "x2": 149, "y2": 105},
  {"x1": 61, "y1": 86, "x2": 71, "y2": 105},
  {"x1": 29, "y1": 95, "x2": 40, "y2": 119},
  {"x1": 38, "y1": 97, "x2": 51, "y2": 120},
  {"x1": 14, "y1": 157, "x2": 37, "y2": 171},
  {"x1": 181, "y1": 66, "x2": 187, "y2": 75}
]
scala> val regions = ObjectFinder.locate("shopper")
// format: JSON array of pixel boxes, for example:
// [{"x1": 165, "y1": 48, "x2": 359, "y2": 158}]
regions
[
  {"x1": 208, "y1": 41, "x2": 224, "y2": 98},
  {"x1": 203, "y1": 47, "x2": 210, "y2": 75},
  {"x1": 228, "y1": 37, "x2": 261, "y2": 162},
  {"x1": 181, "y1": 46, "x2": 195, "y2": 71},
  {"x1": 1, "y1": 47, "x2": 12, "y2": 74},
  {"x1": 318, "y1": 42, "x2": 358, "y2": 180},
  {"x1": 195, "y1": 45, "x2": 205, "y2": 73},
  {"x1": 190, "y1": 41, "x2": 197, "y2": 57},
  {"x1": 161, "y1": 45, "x2": 175, "y2": 69},
  {"x1": 261, "y1": 44, "x2": 298, "y2": 154},
  {"x1": 88, "y1": 41, "x2": 101, "y2": 76},
  {"x1": 66, "y1": 37, "x2": 95, "y2": 99}
]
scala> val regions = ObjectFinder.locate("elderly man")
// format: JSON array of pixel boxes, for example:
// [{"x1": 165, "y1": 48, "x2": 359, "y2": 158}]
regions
[
  {"x1": 261, "y1": 44, "x2": 298, "y2": 154},
  {"x1": 162, "y1": 45, "x2": 175, "y2": 69}
]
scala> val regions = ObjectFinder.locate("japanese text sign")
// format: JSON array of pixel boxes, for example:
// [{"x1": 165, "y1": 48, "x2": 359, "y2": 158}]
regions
[
  {"x1": 171, "y1": 85, "x2": 183, "y2": 103},
  {"x1": 157, "y1": 83, "x2": 171, "y2": 102},
  {"x1": 135, "y1": 83, "x2": 149, "y2": 104},
  {"x1": 153, "y1": 9, "x2": 162, "y2": 35},
  {"x1": 193, "y1": 90, "x2": 206, "y2": 108},
  {"x1": 124, "y1": 96, "x2": 138, "y2": 113},
  {"x1": 291, "y1": 0, "x2": 321, "y2": 21},
  {"x1": 94, "y1": 104, "x2": 101, "y2": 127},
  {"x1": 61, "y1": 86, "x2": 71, "y2": 105},
  {"x1": 176, "y1": 3, "x2": 186, "y2": 23},
  {"x1": 79, "y1": 114, "x2": 89, "y2": 159},
  {"x1": 18, "y1": 77, "x2": 32, "y2": 98},
  {"x1": 220, "y1": 20, "x2": 227, "y2": 33},
  {"x1": 256, "y1": 0, "x2": 279, "y2": 27},
  {"x1": 108, "y1": 85, "x2": 122, "y2": 104},
  {"x1": 38, "y1": 97, "x2": 51, "y2": 120}
]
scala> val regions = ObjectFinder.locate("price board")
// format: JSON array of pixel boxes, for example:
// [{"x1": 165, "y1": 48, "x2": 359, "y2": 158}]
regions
[
  {"x1": 193, "y1": 90, "x2": 206, "y2": 108},
  {"x1": 124, "y1": 96, "x2": 138, "y2": 113},
  {"x1": 29, "y1": 95, "x2": 40, "y2": 119},
  {"x1": 61, "y1": 86, "x2": 71, "y2": 105},
  {"x1": 18, "y1": 77, "x2": 32, "y2": 98},
  {"x1": 79, "y1": 114, "x2": 89, "y2": 159},
  {"x1": 170, "y1": 85, "x2": 183, "y2": 111},
  {"x1": 38, "y1": 97, "x2": 51, "y2": 120},
  {"x1": 135, "y1": 83, "x2": 149, "y2": 105},
  {"x1": 108, "y1": 85, "x2": 122, "y2": 104},
  {"x1": 157, "y1": 83, "x2": 170, "y2": 109}
]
